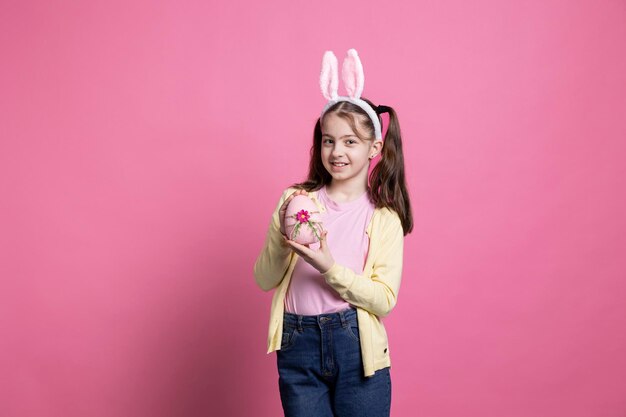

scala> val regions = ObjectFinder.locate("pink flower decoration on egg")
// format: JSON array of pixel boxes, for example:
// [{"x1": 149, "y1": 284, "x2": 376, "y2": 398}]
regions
[{"x1": 296, "y1": 210, "x2": 310, "y2": 223}]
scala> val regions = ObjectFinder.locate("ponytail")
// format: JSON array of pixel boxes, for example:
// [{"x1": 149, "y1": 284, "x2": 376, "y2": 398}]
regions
[{"x1": 369, "y1": 105, "x2": 414, "y2": 235}]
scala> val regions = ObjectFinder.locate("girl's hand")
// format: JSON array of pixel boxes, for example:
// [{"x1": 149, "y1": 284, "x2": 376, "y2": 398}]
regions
[
  {"x1": 279, "y1": 189, "x2": 309, "y2": 238},
  {"x1": 283, "y1": 230, "x2": 335, "y2": 274}
]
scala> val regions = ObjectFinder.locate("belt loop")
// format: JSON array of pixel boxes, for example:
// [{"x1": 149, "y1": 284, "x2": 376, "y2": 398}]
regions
[
  {"x1": 339, "y1": 309, "x2": 348, "y2": 328},
  {"x1": 297, "y1": 314, "x2": 303, "y2": 332}
]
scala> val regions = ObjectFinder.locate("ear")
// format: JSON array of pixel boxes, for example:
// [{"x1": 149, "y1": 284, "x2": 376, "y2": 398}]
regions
[
  {"x1": 341, "y1": 48, "x2": 364, "y2": 99},
  {"x1": 372, "y1": 139, "x2": 384, "y2": 155},
  {"x1": 320, "y1": 51, "x2": 339, "y2": 100}
]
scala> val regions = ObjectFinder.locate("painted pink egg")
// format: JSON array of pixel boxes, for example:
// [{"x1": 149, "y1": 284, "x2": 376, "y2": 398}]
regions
[{"x1": 284, "y1": 195, "x2": 324, "y2": 245}]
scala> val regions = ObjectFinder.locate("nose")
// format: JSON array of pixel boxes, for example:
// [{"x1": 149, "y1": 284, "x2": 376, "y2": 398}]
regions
[{"x1": 331, "y1": 144, "x2": 345, "y2": 157}]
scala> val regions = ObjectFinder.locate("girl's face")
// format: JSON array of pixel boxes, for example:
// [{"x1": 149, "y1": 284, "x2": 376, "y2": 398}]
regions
[{"x1": 320, "y1": 112, "x2": 380, "y2": 187}]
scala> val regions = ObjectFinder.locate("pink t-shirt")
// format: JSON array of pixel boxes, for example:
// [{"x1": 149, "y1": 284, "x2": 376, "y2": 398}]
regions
[{"x1": 284, "y1": 185, "x2": 375, "y2": 315}]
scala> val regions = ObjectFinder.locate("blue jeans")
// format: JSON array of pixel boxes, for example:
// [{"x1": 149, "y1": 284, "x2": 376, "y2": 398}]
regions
[{"x1": 277, "y1": 306, "x2": 391, "y2": 417}]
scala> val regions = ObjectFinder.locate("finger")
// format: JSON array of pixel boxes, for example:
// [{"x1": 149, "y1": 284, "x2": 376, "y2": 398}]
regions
[
  {"x1": 287, "y1": 239, "x2": 305, "y2": 251},
  {"x1": 281, "y1": 189, "x2": 308, "y2": 211},
  {"x1": 280, "y1": 192, "x2": 296, "y2": 211},
  {"x1": 286, "y1": 243, "x2": 305, "y2": 258},
  {"x1": 288, "y1": 239, "x2": 311, "y2": 256},
  {"x1": 323, "y1": 230, "x2": 331, "y2": 249}
]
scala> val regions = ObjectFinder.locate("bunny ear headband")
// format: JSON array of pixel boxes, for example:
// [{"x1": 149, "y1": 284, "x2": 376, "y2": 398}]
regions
[{"x1": 320, "y1": 48, "x2": 388, "y2": 140}]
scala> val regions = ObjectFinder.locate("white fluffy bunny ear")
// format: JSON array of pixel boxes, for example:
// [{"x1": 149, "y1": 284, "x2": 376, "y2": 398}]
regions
[
  {"x1": 320, "y1": 51, "x2": 339, "y2": 100},
  {"x1": 342, "y1": 48, "x2": 364, "y2": 99}
]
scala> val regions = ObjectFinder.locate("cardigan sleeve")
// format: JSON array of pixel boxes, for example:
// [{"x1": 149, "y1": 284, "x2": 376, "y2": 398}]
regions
[
  {"x1": 321, "y1": 210, "x2": 404, "y2": 318},
  {"x1": 253, "y1": 188, "x2": 296, "y2": 291}
]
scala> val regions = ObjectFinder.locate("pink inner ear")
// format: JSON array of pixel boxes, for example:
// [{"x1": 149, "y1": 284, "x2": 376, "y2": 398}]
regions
[
  {"x1": 343, "y1": 56, "x2": 357, "y2": 98},
  {"x1": 320, "y1": 51, "x2": 338, "y2": 100},
  {"x1": 342, "y1": 50, "x2": 364, "y2": 99},
  {"x1": 320, "y1": 63, "x2": 332, "y2": 100},
  {"x1": 329, "y1": 54, "x2": 338, "y2": 99}
]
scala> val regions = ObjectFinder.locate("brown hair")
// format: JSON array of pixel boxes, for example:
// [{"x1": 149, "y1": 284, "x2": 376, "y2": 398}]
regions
[{"x1": 291, "y1": 97, "x2": 413, "y2": 235}]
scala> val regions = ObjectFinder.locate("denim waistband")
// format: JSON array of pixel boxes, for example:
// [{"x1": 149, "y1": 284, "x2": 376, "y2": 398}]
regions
[{"x1": 283, "y1": 306, "x2": 357, "y2": 329}]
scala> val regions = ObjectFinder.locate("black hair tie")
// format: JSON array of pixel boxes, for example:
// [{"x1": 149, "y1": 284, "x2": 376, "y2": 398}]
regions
[{"x1": 376, "y1": 105, "x2": 391, "y2": 115}]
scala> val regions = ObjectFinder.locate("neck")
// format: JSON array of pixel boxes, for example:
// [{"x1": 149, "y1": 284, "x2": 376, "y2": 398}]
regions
[{"x1": 325, "y1": 180, "x2": 369, "y2": 203}]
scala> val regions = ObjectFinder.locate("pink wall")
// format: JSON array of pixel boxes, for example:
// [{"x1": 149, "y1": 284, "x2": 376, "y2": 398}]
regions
[{"x1": 1, "y1": 0, "x2": 625, "y2": 416}]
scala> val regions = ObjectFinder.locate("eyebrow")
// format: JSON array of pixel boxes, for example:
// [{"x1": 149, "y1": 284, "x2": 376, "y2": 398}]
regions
[{"x1": 321, "y1": 134, "x2": 358, "y2": 139}]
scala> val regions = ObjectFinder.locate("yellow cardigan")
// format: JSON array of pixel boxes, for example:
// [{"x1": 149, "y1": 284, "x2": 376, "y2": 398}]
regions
[{"x1": 253, "y1": 186, "x2": 404, "y2": 377}]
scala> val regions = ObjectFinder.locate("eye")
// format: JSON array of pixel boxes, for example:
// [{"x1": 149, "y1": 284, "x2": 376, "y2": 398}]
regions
[
  {"x1": 323, "y1": 138, "x2": 333, "y2": 144},
  {"x1": 346, "y1": 139, "x2": 357, "y2": 144}
]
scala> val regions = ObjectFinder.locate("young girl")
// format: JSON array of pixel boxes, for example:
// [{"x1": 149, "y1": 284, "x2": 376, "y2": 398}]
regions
[{"x1": 254, "y1": 49, "x2": 413, "y2": 417}]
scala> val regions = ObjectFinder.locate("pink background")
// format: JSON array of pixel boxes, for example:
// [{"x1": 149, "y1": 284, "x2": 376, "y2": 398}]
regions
[{"x1": 1, "y1": 0, "x2": 625, "y2": 416}]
